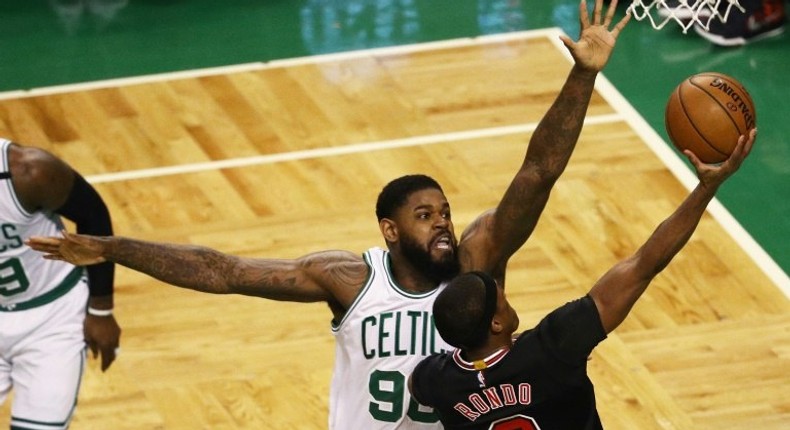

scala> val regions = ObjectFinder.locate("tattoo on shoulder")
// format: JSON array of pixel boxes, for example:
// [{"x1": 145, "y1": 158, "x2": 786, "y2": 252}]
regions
[{"x1": 302, "y1": 251, "x2": 367, "y2": 286}]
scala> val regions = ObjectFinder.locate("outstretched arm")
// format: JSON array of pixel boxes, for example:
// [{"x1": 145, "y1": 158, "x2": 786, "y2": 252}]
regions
[
  {"x1": 461, "y1": 0, "x2": 631, "y2": 276},
  {"x1": 589, "y1": 130, "x2": 756, "y2": 333},
  {"x1": 26, "y1": 233, "x2": 367, "y2": 308}
]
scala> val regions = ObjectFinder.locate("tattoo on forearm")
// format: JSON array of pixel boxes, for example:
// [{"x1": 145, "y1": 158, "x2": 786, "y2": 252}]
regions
[
  {"x1": 531, "y1": 71, "x2": 596, "y2": 174},
  {"x1": 112, "y1": 240, "x2": 233, "y2": 293}
]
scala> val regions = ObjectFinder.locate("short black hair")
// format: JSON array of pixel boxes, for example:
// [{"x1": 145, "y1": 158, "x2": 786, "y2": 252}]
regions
[
  {"x1": 375, "y1": 174, "x2": 443, "y2": 221},
  {"x1": 433, "y1": 271, "x2": 497, "y2": 349}
]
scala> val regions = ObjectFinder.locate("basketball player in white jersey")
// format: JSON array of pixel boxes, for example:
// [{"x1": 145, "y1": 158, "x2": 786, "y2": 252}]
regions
[
  {"x1": 0, "y1": 139, "x2": 121, "y2": 430},
  {"x1": 27, "y1": 1, "x2": 630, "y2": 428}
]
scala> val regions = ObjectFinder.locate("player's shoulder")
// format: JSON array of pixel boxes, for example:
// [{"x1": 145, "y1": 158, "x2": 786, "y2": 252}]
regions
[
  {"x1": 458, "y1": 208, "x2": 496, "y2": 242},
  {"x1": 311, "y1": 250, "x2": 370, "y2": 316},
  {"x1": 319, "y1": 249, "x2": 365, "y2": 262},
  {"x1": 457, "y1": 209, "x2": 507, "y2": 275},
  {"x1": 303, "y1": 249, "x2": 367, "y2": 278},
  {"x1": 306, "y1": 249, "x2": 368, "y2": 278}
]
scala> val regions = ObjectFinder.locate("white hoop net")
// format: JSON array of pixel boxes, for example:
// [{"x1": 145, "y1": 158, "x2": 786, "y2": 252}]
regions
[{"x1": 627, "y1": 0, "x2": 745, "y2": 33}]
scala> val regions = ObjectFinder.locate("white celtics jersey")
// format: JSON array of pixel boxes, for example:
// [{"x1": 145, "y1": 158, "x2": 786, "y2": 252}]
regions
[
  {"x1": 0, "y1": 139, "x2": 83, "y2": 310},
  {"x1": 329, "y1": 247, "x2": 453, "y2": 429}
]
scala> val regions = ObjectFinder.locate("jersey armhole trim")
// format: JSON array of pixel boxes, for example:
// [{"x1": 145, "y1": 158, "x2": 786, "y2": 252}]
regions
[{"x1": 330, "y1": 251, "x2": 375, "y2": 332}]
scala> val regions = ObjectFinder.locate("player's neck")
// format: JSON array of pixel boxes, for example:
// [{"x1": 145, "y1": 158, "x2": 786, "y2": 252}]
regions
[{"x1": 463, "y1": 339, "x2": 512, "y2": 363}]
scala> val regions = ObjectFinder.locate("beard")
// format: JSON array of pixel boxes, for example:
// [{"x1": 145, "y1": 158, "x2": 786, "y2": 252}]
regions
[{"x1": 400, "y1": 233, "x2": 460, "y2": 283}]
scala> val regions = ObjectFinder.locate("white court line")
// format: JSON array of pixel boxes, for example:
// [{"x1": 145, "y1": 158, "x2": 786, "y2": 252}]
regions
[
  {"x1": 3, "y1": 28, "x2": 787, "y2": 295},
  {"x1": 84, "y1": 113, "x2": 622, "y2": 184}
]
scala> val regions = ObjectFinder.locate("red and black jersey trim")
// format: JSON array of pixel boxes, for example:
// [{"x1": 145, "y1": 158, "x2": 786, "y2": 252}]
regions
[{"x1": 452, "y1": 346, "x2": 510, "y2": 371}]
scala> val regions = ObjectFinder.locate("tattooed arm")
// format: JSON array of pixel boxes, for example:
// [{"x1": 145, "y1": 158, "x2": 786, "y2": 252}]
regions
[
  {"x1": 26, "y1": 233, "x2": 369, "y2": 310},
  {"x1": 460, "y1": 0, "x2": 631, "y2": 277}
]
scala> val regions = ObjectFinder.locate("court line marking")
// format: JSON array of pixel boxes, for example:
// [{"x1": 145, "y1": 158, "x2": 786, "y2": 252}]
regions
[
  {"x1": 84, "y1": 114, "x2": 622, "y2": 183},
  {"x1": 3, "y1": 28, "x2": 788, "y2": 295}
]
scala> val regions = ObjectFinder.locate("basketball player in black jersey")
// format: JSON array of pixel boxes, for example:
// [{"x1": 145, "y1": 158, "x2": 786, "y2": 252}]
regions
[{"x1": 409, "y1": 129, "x2": 756, "y2": 429}]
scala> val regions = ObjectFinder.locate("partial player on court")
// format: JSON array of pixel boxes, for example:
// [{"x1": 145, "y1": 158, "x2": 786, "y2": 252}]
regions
[{"x1": 0, "y1": 139, "x2": 121, "y2": 430}]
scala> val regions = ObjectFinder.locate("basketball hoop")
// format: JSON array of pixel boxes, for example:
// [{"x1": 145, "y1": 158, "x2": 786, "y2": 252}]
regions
[{"x1": 627, "y1": 0, "x2": 745, "y2": 33}]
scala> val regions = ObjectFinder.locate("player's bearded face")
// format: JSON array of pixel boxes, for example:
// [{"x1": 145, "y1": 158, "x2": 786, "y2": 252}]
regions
[{"x1": 400, "y1": 231, "x2": 460, "y2": 282}]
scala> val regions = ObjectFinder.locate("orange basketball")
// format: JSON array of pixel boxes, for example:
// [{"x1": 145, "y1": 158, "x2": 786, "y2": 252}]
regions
[{"x1": 665, "y1": 72, "x2": 756, "y2": 164}]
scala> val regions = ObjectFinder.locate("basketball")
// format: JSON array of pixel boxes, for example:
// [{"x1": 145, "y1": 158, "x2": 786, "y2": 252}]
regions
[{"x1": 665, "y1": 72, "x2": 756, "y2": 164}]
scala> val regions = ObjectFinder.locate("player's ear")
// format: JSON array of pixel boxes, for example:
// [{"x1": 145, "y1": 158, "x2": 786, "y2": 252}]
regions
[
  {"x1": 490, "y1": 317, "x2": 505, "y2": 335},
  {"x1": 379, "y1": 218, "x2": 399, "y2": 243}
]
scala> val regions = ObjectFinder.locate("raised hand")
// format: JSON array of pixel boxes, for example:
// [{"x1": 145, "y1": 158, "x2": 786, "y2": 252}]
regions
[
  {"x1": 684, "y1": 128, "x2": 756, "y2": 188},
  {"x1": 26, "y1": 231, "x2": 108, "y2": 266},
  {"x1": 559, "y1": 0, "x2": 631, "y2": 72}
]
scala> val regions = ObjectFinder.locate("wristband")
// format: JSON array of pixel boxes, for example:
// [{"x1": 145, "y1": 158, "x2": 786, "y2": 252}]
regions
[{"x1": 87, "y1": 306, "x2": 113, "y2": 317}]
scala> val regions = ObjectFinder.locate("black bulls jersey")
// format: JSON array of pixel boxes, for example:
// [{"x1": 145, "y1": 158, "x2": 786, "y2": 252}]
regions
[{"x1": 410, "y1": 295, "x2": 607, "y2": 429}]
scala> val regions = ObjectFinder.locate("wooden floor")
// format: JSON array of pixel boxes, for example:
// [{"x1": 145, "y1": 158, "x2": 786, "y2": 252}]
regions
[{"x1": 1, "y1": 30, "x2": 788, "y2": 429}]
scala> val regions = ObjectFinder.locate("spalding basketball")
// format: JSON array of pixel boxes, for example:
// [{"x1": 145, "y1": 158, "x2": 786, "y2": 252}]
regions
[{"x1": 665, "y1": 72, "x2": 756, "y2": 164}]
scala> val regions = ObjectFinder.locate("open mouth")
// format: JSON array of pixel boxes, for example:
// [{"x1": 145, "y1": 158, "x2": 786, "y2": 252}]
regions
[{"x1": 432, "y1": 234, "x2": 453, "y2": 251}]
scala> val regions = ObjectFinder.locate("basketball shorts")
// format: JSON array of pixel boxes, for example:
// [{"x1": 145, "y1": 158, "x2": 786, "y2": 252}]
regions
[{"x1": 0, "y1": 278, "x2": 88, "y2": 430}]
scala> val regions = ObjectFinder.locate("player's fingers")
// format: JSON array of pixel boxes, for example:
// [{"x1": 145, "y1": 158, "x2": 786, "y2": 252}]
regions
[
  {"x1": 611, "y1": 10, "x2": 631, "y2": 38},
  {"x1": 559, "y1": 34, "x2": 574, "y2": 51},
  {"x1": 88, "y1": 341, "x2": 99, "y2": 359},
  {"x1": 604, "y1": 0, "x2": 618, "y2": 27},
  {"x1": 683, "y1": 149, "x2": 704, "y2": 170},
  {"x1": 579, "y1": 0, "x2": 590, "y2": 28},
  {"x1": 27, "y1": 245, "x2": 63, "y2": 259},
  {"x1": 25, "y1": 236, "x2": 61, "y2": 247},
  {"x1": 36, "y1": 246, "x2": 61, "y2": 255},
  {"x1": 101, "y1": 347, "x2": 117, "y2": 372},
  {"x1": 745, "y1": 128, "x2": 757, "y2": 153},
  {"x1": 593, "y1": 0, "x2": 604, "y2": 25},
  {"x1": 728, "y1": 139, "x2": 745, "y2": 163},
  {"x1": 729, "y1": 133, "x2": 751, "y2": 164}
]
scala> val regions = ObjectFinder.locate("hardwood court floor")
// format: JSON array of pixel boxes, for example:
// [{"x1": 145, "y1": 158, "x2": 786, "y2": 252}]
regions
[{"x1": 1, "y1": 30, "x2": 788, "y2": 429}]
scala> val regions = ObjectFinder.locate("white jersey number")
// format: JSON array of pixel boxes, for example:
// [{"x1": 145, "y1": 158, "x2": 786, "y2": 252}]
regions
[{"x1": 368, "y1": 370, "x2": 439, "y2": 423}]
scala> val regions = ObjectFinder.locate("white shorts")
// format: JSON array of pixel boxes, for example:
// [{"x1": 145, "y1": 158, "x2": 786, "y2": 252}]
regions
[{"x1": 0, "y1": 279, "x2": 88, "y2": 430}]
